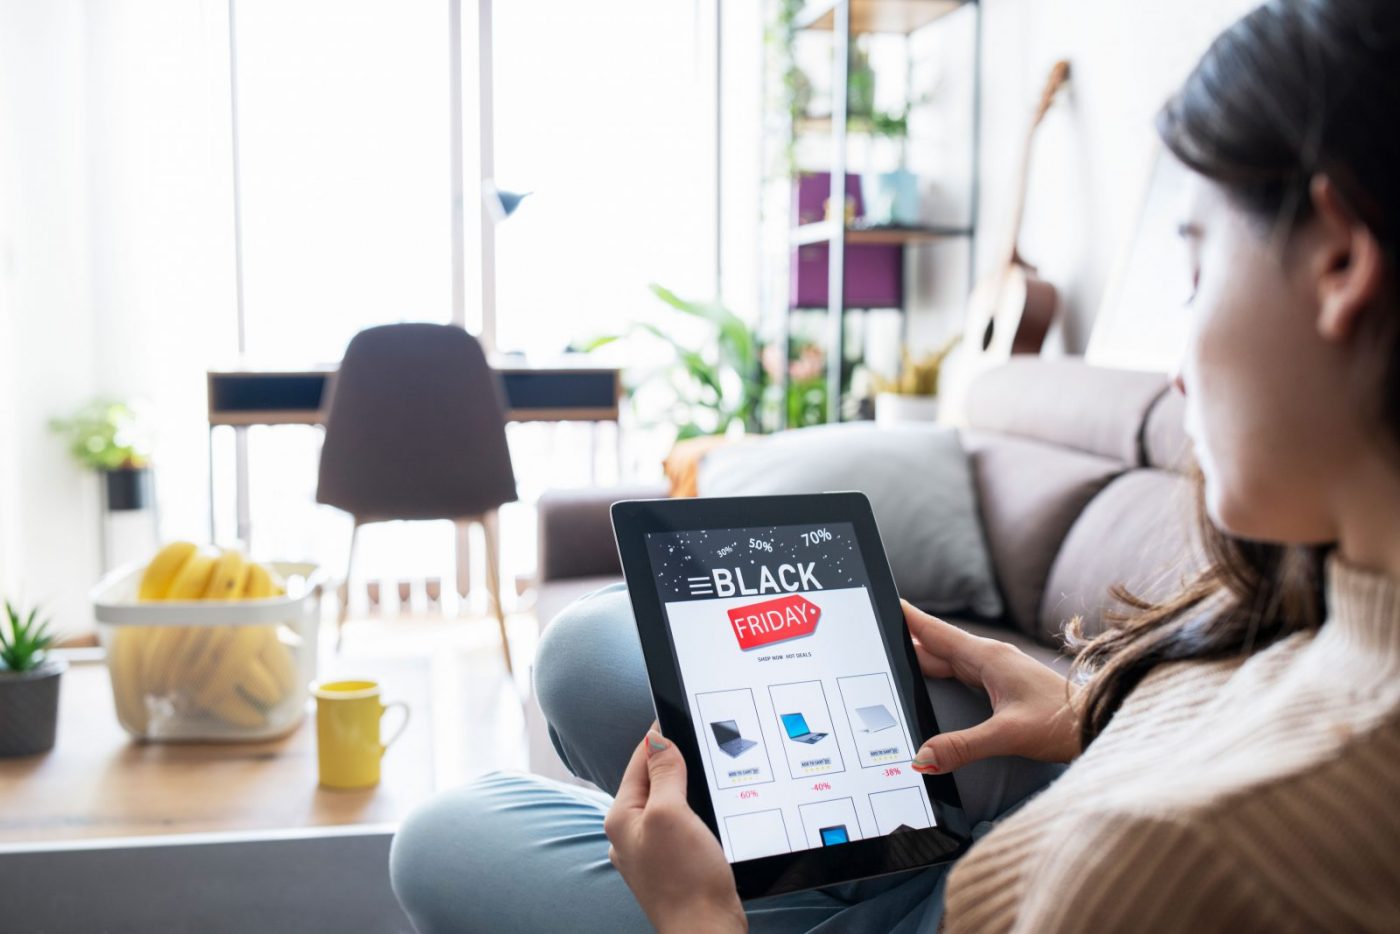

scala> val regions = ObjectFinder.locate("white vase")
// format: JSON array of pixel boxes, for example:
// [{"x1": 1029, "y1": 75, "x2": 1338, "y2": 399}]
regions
[{"x1": 875, "y1": 392, "x2": 939, "y2": 426}]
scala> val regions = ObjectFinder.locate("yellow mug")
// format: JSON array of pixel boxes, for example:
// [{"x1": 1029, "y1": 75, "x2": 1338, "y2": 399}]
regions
[{"x1": 312, "y1": 680, "x2": 410, "y2": 789}]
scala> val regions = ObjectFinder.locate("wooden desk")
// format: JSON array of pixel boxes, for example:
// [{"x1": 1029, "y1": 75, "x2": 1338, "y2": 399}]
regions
[
  {"x1": 206, "y1": 362, "x2": 622, "y2": 545},
  {"x1": 206, "y1": 364, "x2": 622, "y2": 428},
  {"x1": 0, "y1": 657, "x2": 437, "y2": 844}
]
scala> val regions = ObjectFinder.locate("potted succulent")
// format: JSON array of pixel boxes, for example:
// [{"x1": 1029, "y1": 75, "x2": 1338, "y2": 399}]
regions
[
  {"x1": 49, "y1": 400, "x2": 153, "y2": 511},
  {"x1": 0, "y1": 601, "x2": 65, "y2": 757},
  {"x1": 873, "y1": 335, "x2": 960, "y2": 426}
]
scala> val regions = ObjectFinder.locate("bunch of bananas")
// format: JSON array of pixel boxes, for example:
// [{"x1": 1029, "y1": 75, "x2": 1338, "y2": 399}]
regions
[{"x1": 108, "y1": 542, "x2": 302, "y2": 736}]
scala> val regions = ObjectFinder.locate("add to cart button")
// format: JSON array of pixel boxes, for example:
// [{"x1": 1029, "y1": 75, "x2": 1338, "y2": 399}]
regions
[{"x1": 728, "y1": 595, "x2": 821, "y2": 650}]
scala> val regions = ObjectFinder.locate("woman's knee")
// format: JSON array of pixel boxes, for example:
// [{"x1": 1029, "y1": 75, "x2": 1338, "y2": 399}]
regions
[
  {"x1": 391, "y1": 777, "x2": 502, "y2": 930},
  {"x1": 533, "y1": 584, "x2": 647, "y2": 734},
  {"x1": 391, "y1": 772, "x2": 613, "y2": 933}
]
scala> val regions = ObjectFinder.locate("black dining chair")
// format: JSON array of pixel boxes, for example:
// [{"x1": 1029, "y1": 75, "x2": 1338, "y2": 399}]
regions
[{"x1": 316, "y1": 323, "x2": 518, "y2": 671}]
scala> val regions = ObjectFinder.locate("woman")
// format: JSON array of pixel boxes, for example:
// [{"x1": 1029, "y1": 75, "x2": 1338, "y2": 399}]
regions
[{"x1": 391, "y1": 0, "x2": 1400, "y2": 929}]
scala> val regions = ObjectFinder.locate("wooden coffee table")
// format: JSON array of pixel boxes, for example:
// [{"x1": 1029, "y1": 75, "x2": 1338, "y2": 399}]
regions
[{"x1": 0, "y1": 653, "x2": 441, "y2": 844}]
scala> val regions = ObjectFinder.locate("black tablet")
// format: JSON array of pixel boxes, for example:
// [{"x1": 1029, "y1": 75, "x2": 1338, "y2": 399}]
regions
[{"x1": 611, "y1": 492, "x2": 971, "y2": 900}]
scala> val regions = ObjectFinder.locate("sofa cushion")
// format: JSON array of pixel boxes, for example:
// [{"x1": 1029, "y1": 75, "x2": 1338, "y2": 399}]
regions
[
  {"x1": 536, "y1": 483, "x2": 668, "y2": 583},
  {"x1": 966, "y1": 359, "x2": 1168, "y2": 465},
  {"x1": 1038, "y1": 468, "x2": 1204, "y2": 644},
  {"x1": 963, "y1": 431, "x2": 1124, "y2": 640},
  {"x1": 698, "y1": 423, "x2": 1004, "y2": 618},
  {"x1": 1143, "y1": 388, "x2": 1194, "y2": 473},
  {"x1": 534, "y1": 575, "x2": 625, "y2": 633}
]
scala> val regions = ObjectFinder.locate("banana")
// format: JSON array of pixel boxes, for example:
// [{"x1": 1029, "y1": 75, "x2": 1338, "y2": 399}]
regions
[
  {"x1": 194, "y1": 626, "x2": 267, "y2": 710},
  {"x1": 138, "y1": 541, "x2": 199, "y2": 601},
  {"x1": 259, "y1": 633, "x2": 299, "y2": 697},
  {"x1": 146, "y1": 553, "x2": 216, "y2": 697},
  {"x1": 117, "y1": 543, "x2": 301, "y2": 738},
  {"x1": 165, "y1": 553, "x2": 216, "y2": 601},
  {"x1": 205, "y1": 687, "x2": 267, "y2": 729},
  {"x1": 237, "y1": 646, "x2": 284, "y2": 709},
  {"x1": 185, "y1": 625, "x2": 235, "y2": 688},
  {"x1": 204, "y1": 549, "x2": 249, "y2": 601},
  {"x1": 244, "y1": 562, "x2": 275, "y2": 599},
  {"x1": 108, "y1": 627, "x2": 149, "y2": 733},
  {"x1": 142, "y1": 626, "x2": 191, "y2": 696},
  {"x1": 132, "y1": 546, "x2": 206, "y2": 699}
]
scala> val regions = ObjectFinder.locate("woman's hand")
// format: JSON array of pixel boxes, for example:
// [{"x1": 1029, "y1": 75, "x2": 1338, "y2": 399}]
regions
[
  {"x1": 903, "y1": 600, "x2": 1081, "y2": 773},
  {"x1": 605, "y1": 727, "x2": 747, "y2": 934}
]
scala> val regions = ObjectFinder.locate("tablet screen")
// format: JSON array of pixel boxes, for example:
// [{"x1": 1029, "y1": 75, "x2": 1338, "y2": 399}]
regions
[{"x1": 644, "y1": 521, "x2": 937, "y2": 864}]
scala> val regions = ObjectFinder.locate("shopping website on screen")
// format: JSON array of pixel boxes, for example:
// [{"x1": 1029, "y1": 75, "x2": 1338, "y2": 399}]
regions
[{"x1": 645, "y1": 522, "x2": 936, "y2": 863}]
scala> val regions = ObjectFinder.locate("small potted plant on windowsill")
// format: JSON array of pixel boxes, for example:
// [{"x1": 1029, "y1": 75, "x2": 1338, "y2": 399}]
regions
[
  {"x1": 0, "y1": 601, "x2": 65, "y2": 757},
  {"x1": 873, "y1": 335, "x2": 960, "y2": 426},
  {"x1": 49, "y1": 400, "x2": 153, "y2": 511}
]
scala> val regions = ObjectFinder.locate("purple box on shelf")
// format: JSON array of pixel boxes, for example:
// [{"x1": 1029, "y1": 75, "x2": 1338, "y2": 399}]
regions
[
  {"x1": 791, "y1": 242, "x2": 904, "y2": 309},
  {"x1": 791, "y1": 171, "x2": 902, "y2": 308},
  {"x1": 793, "y1": 172, "x2": 864, "y2": 226}
]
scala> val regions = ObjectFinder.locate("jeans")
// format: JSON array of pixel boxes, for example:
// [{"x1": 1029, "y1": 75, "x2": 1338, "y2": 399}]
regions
[{"x1": 390, "y1": 584, "x2": 1064, "y2": 933}]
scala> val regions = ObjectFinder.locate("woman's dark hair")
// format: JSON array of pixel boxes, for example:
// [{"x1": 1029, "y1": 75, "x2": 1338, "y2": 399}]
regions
[{"x1": 1068, "y1": 0, "x2": 1400, "y2": 747}]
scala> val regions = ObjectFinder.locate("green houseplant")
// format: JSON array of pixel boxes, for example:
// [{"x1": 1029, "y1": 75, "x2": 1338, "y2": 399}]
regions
[
  {"x1": 762, "y1": 337, "x2": 829, "y2": 429},
  {"x1": 49, "y1": 400, "x2": 154, "y2": 511},
  {"x1": 589, "y1": 284, "x2": 762, "y2": 443},
  {"x1": 0, "y1": 601, "x2": 65, "y2": 757}
]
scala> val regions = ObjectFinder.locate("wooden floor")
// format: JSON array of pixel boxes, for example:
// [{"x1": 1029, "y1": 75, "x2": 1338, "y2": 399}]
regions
[{"x1": 0, "y1": 612, "x2": 539, "y2": 845}]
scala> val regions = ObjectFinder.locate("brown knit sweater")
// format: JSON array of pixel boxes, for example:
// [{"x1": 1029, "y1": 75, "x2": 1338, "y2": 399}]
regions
[{"x1": 943, "y1": 557, "x2": 1400, "y2": 932}]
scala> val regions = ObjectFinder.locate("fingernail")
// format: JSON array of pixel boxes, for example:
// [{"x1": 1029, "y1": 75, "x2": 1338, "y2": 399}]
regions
[
  {"x1": 912, "y1": 752, "x2": 938, "y2": 772},
  {"x1": 646, "y1": 730, "x2": 669, "y2": 753}
]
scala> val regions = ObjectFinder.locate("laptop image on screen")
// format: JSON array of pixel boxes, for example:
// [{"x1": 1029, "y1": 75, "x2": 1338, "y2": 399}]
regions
[
  {"x1": 780, "y1": 712, "x2": 828, "y2": 744},
  {"x1": 854, "y1": 704, "x2": 897, "y2": 733},
  {"x1": 710, "y1": 720, "x2": 757, "y2": 758},
  {"x1": 819, "y1": 825, "x2": 850, "y2": 846}
]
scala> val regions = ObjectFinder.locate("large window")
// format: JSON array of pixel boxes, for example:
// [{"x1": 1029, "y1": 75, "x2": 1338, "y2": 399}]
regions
[
  {"x1": 53, "y1": 0, "x2": 725, "y2": 607},
  {"x1": 492, "y1": 0, "x2": 714, "y2": 357},
  {"x1": 235, "y1": 0, "x2": 453, "y2": 361},
  {"x1": 230, "y1": 0, "x2": 719, "y2": 586}
]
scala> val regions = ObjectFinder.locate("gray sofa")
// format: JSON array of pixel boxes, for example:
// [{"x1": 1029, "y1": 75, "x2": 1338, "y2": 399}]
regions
[{"x1": 532, "y1": 359, "x2": 1198, "y2": 673}]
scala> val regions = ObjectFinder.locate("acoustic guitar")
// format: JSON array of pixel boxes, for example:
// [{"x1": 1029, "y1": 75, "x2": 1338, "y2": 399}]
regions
[{"x1": 963, "y1": 60, "x2": 1071, "y2": 363}]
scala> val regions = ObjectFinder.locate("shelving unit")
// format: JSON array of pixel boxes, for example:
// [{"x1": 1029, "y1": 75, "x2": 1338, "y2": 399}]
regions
[
  {"x1": 796, "y1": 0, "x2": 969, "y2": 35},
  {"x1": 768, "y1": 0, "x2": 981, "y2": 426},
  {"x1": 792, "y1": 221, "x2": 974, "y2": 246}
]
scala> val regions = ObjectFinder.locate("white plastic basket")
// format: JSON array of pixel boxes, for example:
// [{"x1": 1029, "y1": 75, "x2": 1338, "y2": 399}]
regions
[{"x1": 91, "y1": 561, "x2": 324, "y2": 742}]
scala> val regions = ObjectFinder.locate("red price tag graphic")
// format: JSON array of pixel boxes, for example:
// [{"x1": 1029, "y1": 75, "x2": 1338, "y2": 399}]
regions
[{"x1": 727, "y1": 595, "x2": 821, "y2": 650}]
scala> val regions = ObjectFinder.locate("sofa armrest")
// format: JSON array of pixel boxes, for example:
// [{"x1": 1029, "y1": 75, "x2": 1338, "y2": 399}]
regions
[{"x1": 537, "y1": 483, "x2": 668, "y2": 583}]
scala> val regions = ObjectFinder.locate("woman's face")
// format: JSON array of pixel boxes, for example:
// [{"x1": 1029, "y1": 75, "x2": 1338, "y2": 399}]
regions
[{"x1": 1175, "y1": 172, "x2": 1364, "y2": 545}]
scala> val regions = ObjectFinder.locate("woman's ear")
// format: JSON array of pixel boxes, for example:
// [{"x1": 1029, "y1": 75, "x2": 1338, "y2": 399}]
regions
[{"x1": 1310, "y1": 174, "x2": 1386, "y2": 342}]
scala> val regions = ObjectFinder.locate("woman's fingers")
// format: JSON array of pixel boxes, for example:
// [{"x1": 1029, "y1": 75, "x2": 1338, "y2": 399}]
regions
[
  {"x1": 609, "y1": 725, "x2": 686, "y2": 826},
  {"x1": 902, "y1": 599, "x2": 972, "y2": 656},
  {"x1": 912, "y1": 716, "x2": 1009, "y2": 773},
  {"x1": 642, "y1": 730, "x2": 688, "y2": 808},
  {"x1": 910, "y1": 636, "x2": 955, "y2": 679},
  {"x1": 902, "y1": 599, "x2": 990, "y2": 685},
  {"x1": 608, "y1": 735, "x2": 653, "y2": 817}
]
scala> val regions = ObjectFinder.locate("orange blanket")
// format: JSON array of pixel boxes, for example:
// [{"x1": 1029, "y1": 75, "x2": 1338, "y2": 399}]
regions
[{"x1": 662, "y1": 435, "x2": 746, "y2": 497}]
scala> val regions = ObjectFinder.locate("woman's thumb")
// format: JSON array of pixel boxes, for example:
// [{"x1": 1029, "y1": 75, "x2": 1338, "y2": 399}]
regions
[
  {"x1": 912, "y1": 719, "x2": 1005, "y2": 773},
  {"x1": 645, "y1": 730, "x2": 688, "y2": 804}
]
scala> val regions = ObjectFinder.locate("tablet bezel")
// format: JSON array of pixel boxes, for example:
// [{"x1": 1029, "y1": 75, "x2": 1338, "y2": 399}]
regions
[{"x1": 611, "y1": 492, "x2": 971, "y2": 900}]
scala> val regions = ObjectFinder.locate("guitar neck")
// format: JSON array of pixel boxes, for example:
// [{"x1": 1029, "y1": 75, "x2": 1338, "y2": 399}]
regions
[{"x1": 996, "y1": 60, "x2": 1071, "y2": 267}]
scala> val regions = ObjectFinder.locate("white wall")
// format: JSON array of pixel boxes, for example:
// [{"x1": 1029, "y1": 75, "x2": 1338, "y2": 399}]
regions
[
  {"x1": 972, "y1": 0, "x2": 1261, "y2": 352},
  {"x1": 0, "y1": 0, "x2": 234, "y2": 634},
  {"x1": 83, "y1": 0, "x2": 238, "y2": 544},
  {"x1": 0, "y1": 0, "x2": 102, "y2": 629}
]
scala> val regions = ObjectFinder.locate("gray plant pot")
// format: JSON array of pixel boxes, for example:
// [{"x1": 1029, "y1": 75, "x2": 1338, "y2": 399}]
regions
[{"x1": 0, "y1": 657, "x2": 66, "y2": 757}]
